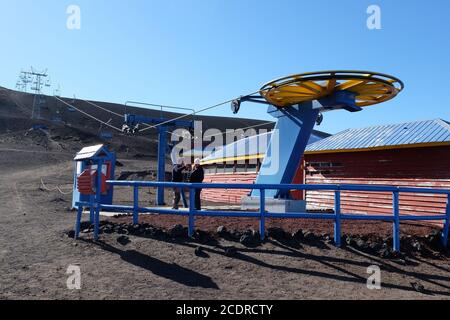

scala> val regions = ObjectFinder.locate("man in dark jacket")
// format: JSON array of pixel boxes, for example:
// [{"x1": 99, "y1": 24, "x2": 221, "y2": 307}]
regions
[
  {"x1": 189, "y1": 158, "x2": 204, "y2": 210},
  {"x1": 172, "y1": 158, "x2": 187, "y2": 209}
]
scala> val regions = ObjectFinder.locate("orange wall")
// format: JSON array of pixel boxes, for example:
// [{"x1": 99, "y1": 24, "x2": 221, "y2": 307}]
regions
[
  {"x1": 201, "y1": 146, "x2": 450, "y2": 222},
  {"x1": 304, "y1": 146, "x2": 450, "y2": 218}
]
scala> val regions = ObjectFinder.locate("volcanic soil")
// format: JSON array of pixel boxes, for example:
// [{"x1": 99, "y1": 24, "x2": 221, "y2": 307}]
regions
[{"x1": 0, "y1": 87, "x2": 449, "y2": 300}]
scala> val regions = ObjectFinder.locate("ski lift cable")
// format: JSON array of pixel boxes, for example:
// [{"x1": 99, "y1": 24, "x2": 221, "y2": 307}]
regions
[
  {"x1": 166, "y1": 120, "x2": 274, "y2": 141},
  {"x1": 81, "y1": 99, "x2": 125, "y2": 118},
  {"x1": 53, "y1": 96, "x2": 123, "y2": 132},
  {"x1": 81, "y1": 99, "x2": 167, "y2": 132},
  {"x1": 139, "y1": 89, "x2": 265, "y2": 133}
]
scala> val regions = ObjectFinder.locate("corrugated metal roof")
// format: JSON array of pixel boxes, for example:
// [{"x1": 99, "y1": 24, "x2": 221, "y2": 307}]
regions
[
  {"x1": 305, "y1": 119, "x2": 450, "y2": 153},
  {"x1": 201, "y1": 131, "x2": 326, "y2": 164}
]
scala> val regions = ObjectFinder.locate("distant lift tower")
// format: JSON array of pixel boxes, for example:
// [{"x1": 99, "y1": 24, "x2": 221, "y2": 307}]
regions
[
  {"x1": 123, "y1": 114, "x2": 194, "y2": 205},
  {"x1": 17, "y1": 67, "x2": 51, "y2": 119}
]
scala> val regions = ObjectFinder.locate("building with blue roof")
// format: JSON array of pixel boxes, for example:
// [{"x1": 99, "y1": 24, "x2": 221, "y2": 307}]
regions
[{"x1": 201, "y1": 119, "x2": 450, "y2": 221}]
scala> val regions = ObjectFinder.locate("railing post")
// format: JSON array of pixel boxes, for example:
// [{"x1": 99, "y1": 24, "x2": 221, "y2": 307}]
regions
[
  {"x1": 89, "y1": 194, "x2": 94, "y2": 224},
  {"x1": 259, "y1": 189, "x2": 266, "y2": 241},
  {"x1": 75, "y1": 205, "x2": 83, "y2": 239},
  {"x1": 133, "y1": 186, "x2": 139, "y2": 225},
  {"x1": 441, "y1": 194, "x2": 450, "y2": 248},
  {"x1": 334, "y1": 189, "x2": 341, "y2": 247},
  {"x1": 188, "y1": 187, "x2": 196, "y2": 237},
  {"x1": 93, "y1": 159, "x2": 103, "y2": 242},
  {"x1": 392, "y1": 190, "x2": 400, "y2": 252}
]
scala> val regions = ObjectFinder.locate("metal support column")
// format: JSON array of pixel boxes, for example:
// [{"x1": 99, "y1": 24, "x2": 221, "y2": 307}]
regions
[
  {"x1": 133, "y1": 186, "x2": 139, "y2": 225},
  {"x1": 93, "y1": 159, "x2": 103, "y2": 241},
  {"x1": 188, "y1": 188, "x2": 196, "y2": 237},
  {"x1": 334, "y1": 190, "x2": 341, "y2": 247},
  {"x1": 75, "y1": 206, "x2": 83, "y2": 239},
  {"x1": 392, "y1": 191, "x2": 400, "y2": 252},
  {"x1": 441, "y1": 194, "x2": 450, "y2": 247},
  {"x1": 157, "y1": 126, "x2": 167, "y2": 205},
  {"x1": 252, "y1": 102, "x2": 320, "y2": 198},
  {"x1": 259, "y1": 189, "x2": 266, "y2": 241}
]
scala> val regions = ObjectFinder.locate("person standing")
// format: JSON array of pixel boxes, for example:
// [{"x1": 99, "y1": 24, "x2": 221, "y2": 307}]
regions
[
  {"x1": 171, "y1": 158, "x2": 187, "y2": 210},
  {"x1": 189, "y1": 158, "x2": 204, "y2": 210}
]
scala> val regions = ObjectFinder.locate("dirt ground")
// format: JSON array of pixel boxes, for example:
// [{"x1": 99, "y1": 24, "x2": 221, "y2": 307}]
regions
[
  {"x1": 0, "y1": 152, "x2": 449, "y2": 300},
  {"x1": 0, "y1": 87, "x2": 449, "y2": 300}
]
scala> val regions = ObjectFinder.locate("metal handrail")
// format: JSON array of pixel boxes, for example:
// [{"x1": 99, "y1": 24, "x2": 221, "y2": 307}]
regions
[{"x1": 75, "y1": 180, "x2": 450, "y2": 252}]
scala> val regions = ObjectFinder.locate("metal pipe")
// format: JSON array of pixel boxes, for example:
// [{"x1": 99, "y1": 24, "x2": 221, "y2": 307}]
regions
[
  {"x1": 124, "y1": 101, "x2": 196, "y2": 120},
  {"x1": 133, "y1": 186, "x2": 139, "y2": 225},
  {"x1": 260, "y1": 189, "x2": 266, "y2": 241},
  {"x1": 334, "y1": 190, "x2": 341, "y2": 247},
  {"x1": 393, "y1": 191, "x2": 400, "y2": 252},
  {"x1": 188, "y1": 188, "x2": 196, "y2": 237},
  {"x1": 442, "y1": 195, "x2": 450, "y2": 247}
]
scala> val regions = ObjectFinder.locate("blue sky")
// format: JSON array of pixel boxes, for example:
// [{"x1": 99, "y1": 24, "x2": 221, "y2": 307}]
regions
[{"x1": 1, "y1": 0, "x2": 449, "y2": 133}]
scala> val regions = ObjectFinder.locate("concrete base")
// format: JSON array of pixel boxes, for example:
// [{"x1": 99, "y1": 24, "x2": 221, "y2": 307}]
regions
[{"x1": 241, "y1": 196, "x2": 306, "y2": 213}]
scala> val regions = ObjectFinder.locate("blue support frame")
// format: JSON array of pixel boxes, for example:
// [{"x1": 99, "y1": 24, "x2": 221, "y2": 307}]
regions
[
  {"x1": 252, "y1": 103, "x2": 319, "y2": 198},
  {"x1": 124, "y1": 114, "x2": 194, "y2": 206},
  {"x1": 188, "y1": 188, "x2": 196, "y2": 237},
  {"x1": 392, "y1": 191, "x2": 400, "y2": 252},
  {"x1": 133, "y1": 186, "x2": 139, "y2": 225},
  {"x1": 75, "y1": 180, "x2": 450, "y2": 252},
  {"x1": 252, "y1": 90, "x2": 359, "y2": 199},
  {"x1": 157, "y1": 126, "x2": 167, "y2": 205},
  {"x1": 334, "y1": 190, "x2": 341, "y2": 247},
  {"x1": 259, "y1": 189, "x2": 266, "y2": 241},
  {"x1": 442, "y1": 194, "x2": 450, "y2": 247}
]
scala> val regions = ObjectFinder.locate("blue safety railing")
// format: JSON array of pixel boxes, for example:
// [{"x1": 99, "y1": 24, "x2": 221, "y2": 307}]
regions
[{"x1": 75, "y1": 180, "x2": 450, "y2": 252}]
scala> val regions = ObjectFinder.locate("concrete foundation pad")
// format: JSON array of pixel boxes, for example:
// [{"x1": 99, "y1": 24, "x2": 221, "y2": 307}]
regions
[{"x1": 241, "y1": 196, "x2": 306, "y2": 213}]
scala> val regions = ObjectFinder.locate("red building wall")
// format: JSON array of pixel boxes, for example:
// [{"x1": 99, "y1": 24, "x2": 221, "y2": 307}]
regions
[
  {"x1": 304, "y1": 146, "x2": 450, "y2": 217},
  {"x1": 202, "y1": 172, "x2": 257, "y2": 204},
  {"x1": 201, "y1": 146, "x2": 450, "y2": 220}
]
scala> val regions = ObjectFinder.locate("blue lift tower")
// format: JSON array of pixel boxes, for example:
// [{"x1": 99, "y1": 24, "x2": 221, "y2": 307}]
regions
[
  {"x1": 123, "y1": 114, "x2": 194, "y2": 205},
  {"x1": 234, "y1": 71, "x2": 404, "y2": 212}
]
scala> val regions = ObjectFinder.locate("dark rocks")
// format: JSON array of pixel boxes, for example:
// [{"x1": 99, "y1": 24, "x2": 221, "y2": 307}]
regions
[
  {"x1": 379, "y1": 247, "x2": 393, "y2": 258},
  {"x1": 355, "y1": 239, "x2": 369, "y2": 251},
  {"x1": 267, "y1": 227, "x2": 287, "y2": 240},
  {"x1": 117, "y1": 235, "x2": 130, "y2": 246},
  {"x1": 169, "y1": 224, "x2": 187, "y2": 238},
  {"x1": 229, "y1": 230, "x2": 243, "y2": 241},
  {"x1": 194, "y1": 246, "x2": 208, "y2": 258},
  {"x1": 369, "y1": 242, "x2": 382, "y2": 252},
  {"x1": 103, "y1": 226, "x2": 114, "y2": 234},
  {"x1": 321, "y1": 233, "x2": 332, "y2": 243},
  {"x1": 217, "y1": 226, "x2": 228, "y2": 237},
  {"x1": 145, "y1": 227, "x2": 165, "y2": 239},
  {"x1": 193, "y1": 230, "x2": 215, "y2": 244},
  {"x1": 344, "y1": 235, "x2": 355, "y2": 246},
  {"x1": 411, "y1": 282, "x2": 426, "y2": 294},
  {"x1": 426, "y1": 230, "x2": 441, "y2": 248},
  {"x1": 411, "y1": 240, "x2": 422, "y2": 253},
  {"x1": 303, "y1": 230, "x2": 317, "y2": 242},
  {"x1": 239, "y1": 234, "x2": 260, "y2": 248},
  {"x1": 225, "y1": 246, "x2": 237, "y2": 257},
  {"x1": 292, "y1": 229, "x2": 304, "y2": 240}
]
